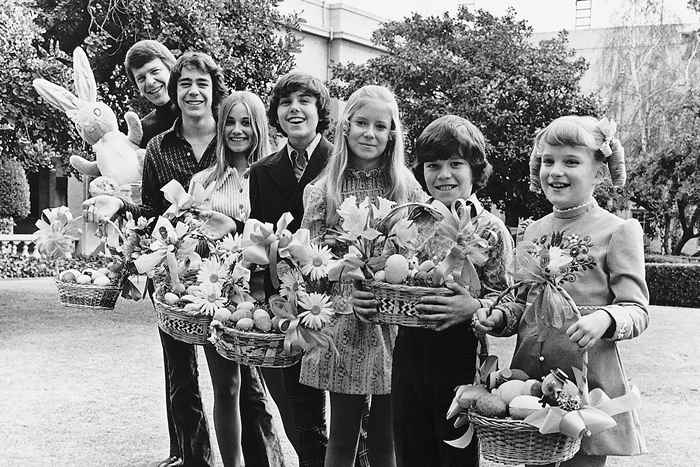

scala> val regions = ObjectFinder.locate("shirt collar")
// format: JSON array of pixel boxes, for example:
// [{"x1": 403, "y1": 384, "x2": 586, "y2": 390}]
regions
[{"x1": 287, "y1": 133, "x2": 322, "y2": 164}]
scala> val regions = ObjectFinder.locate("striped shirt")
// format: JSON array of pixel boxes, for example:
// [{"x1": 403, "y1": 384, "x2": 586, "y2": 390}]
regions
[
  {"x1": 121, "y1": 118, "x2": 217, "y2": 219},
  {"x1": 190, "y1": 166, "x2": 250, "y2": 221}
]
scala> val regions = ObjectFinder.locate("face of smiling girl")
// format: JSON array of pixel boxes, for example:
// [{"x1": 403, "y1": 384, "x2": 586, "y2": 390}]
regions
[
  {"x1": 423, "y1": 156, "x2": 474, "y2": 206},
  {"x1": 539, "y1": 143, "x2": 602, "y2": 210},
  {"x1": 345, "y1": 100, "x2": 392, "y2": 170},
  {"x1": 224, "y1": 103, "x2": 255, "y2": 155}
]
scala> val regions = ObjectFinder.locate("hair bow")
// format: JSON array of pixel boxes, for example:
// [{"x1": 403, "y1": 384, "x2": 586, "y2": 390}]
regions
[{"x1": 597, "y1": 117, "x2": 617, "y2": 158}]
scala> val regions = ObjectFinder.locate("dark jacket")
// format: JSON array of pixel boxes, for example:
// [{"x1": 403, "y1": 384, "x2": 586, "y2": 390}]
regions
[{"x1": 249, "y1": 137, "x2": 333, "y2": 232}]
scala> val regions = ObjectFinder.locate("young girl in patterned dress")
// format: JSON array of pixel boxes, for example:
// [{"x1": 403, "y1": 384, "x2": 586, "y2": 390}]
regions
[
  {"x1": 477, "y1": 116, "x2": 649, "y2": 467},
  {"x1": 299, "y1": 85, "x2": 426, "y2": 467}
]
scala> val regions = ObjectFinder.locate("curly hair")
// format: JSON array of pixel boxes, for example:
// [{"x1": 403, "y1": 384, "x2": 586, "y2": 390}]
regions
[
  {"x1": 267, "y1": 72, "x2": 331, "y2": 135},
  {"x1": 123, "y1": 40, "x2": 176, "y2": 84},
  {"x1": 413, "y1": 114, "x2": 493, "y2": 194},
  {"x1": 167, "y1": 52, "x2": 229, "y2": 116}
]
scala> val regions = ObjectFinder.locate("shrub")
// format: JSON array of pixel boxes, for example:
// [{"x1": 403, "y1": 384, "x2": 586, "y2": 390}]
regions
[
  {"x1": 645, "y1": 254, "x2": 700, "y2": 264},
  {"x1": 0, "y1": 252, "x2": 110, "y2": 279},
  {"x1": 0, "y1": 158, "x2": 30, "y2": 219},
  {"x1": 645, "y1": 263, "x2": 700, "y2": 307}
]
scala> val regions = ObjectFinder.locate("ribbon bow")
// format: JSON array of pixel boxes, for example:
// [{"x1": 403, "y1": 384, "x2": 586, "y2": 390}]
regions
[
  {"x1": 162, "y1": 179, "x2": 214, "y2": 217},
  {"x1": 598, "y1": 117, "x2": 617, "y2": 158},
  {"x1": 134, "y1": 217, "x2": 200, "y2": 293},
  {"x1": 34, "y1": 206, "x2": 82, "y2": 259},
  {"x1": 278, "y1": 228, "x2": 313, "y2": 265},
  {"x1": 524, "y1": 366, "x2": 641, "y2": 438},
  {"x1": 241, "y1": 212, "x2": 294, "y2": 288},
  {"x1": 432, "y1": 199, "x2": 490, "y2": 293}
]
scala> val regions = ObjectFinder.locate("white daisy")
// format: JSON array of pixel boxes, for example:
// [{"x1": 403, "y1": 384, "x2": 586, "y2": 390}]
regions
[
  {"x1": 297, "y1": 292, "x2": 334, "y2": 330},
  {"x1": 183, "y1": 283, "x2": 226, "y2": 316},
  {"x1": 301, "y1": 244, "x2": 333, "y2": 280},
  {"x1": 197, "y1": 257, "x2": 228, "y2": 286},
  {"x1": 279, "y1": 269, "x2": 305, "y2": 299}
]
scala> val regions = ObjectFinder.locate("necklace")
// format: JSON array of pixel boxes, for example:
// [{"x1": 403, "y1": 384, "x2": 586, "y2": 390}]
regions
[{"x1": 553, "y1": 199, "x2": 595, "y2": 214}]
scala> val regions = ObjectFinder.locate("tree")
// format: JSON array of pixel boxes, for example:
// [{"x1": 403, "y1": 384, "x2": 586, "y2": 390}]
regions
[
  {"x1": 25, "y1": 0, "x2": 301, "y2": 168},
  {"x1": 0, "y1": 158, "x2": 31, "y2": 234},
  {"x1": 328, "y1": 7, "x2": 599, "y2": 225},
  {"x1": 597, "y1": 0, "x2": 700, "y2": 253},
  {"x1": 0, "y1": 0, "x2": 82, "y2": 174}
]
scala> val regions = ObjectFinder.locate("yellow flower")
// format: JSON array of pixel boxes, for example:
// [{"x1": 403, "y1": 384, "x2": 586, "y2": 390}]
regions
[
  {"x1": 297, "y1": 293, "x2": 334, "y2": 330},
  {"x1": 301, "y1": 244, "x2": 333, "y2": 280}
]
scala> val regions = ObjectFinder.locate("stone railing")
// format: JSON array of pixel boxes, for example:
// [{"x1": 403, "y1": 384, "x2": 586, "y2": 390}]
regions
[{"x1": 0, "y1": 234, "x2": 39, "y2": 257}]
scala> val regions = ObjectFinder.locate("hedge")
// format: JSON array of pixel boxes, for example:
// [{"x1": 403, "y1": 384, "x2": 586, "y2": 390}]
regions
[
  {"x1": 0, "y1": 159, "x2": 30, "y2": 218},
  {"x1": 0, "y1": 254, "x2": 110, "y2": 279},
  {"x1": 645, "y1": 254, "x2": 700, "y2": 264},
  {"x1": 646, "y1": 263, "x2": 700, "y2": 307}
]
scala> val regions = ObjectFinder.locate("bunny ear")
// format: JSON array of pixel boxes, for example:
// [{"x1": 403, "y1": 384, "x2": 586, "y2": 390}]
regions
[
  {"x1": 33, "y1": 78, "x2": 80, "y2": 118},
  {"x1": 73, "y1": 47, "x2": 97, "y2": 102}
]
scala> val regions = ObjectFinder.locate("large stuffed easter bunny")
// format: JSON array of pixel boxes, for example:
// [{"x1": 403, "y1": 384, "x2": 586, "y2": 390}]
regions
[{"x1": 33, "y1": 47, "x2": 145, "y2": 201}]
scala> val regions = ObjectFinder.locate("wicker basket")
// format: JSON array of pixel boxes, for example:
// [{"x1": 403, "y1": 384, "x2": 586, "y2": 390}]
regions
[
  {"x1": 364, "y1": 280, "x2": 452, "y2": 328},
  {"x1": 154, "y1": 297, "x2": 212, "y2": 345},
  {"x1": 468, "y1": 411, "x2": 581, "y2": 465},
  {"x1": 213, "y1": 327, "x2": 302, "y2": 368},
  {"x1": 55, "y1": 278, "x2": 121, "y2": 310}
]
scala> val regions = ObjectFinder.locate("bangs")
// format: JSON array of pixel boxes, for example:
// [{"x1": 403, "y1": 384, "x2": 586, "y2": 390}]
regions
[{"x1": 538, "y1": 116, "x2": 598, "y2": 151}]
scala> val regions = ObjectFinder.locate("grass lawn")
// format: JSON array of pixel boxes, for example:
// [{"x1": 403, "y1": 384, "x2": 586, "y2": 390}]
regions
[{"x1": 1, "y1": 278, "x2": 699, "y2": 467}]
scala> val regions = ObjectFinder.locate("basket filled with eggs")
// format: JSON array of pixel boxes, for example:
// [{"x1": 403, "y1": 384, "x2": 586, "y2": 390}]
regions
[
  {"x1": 33, "y1": 206, "x2": 140, "y2": 311},
  {"x1": 362, "y1": 199, "x2": 492, "y2": 328},
  {"x1": 209, "y1": 300, "x2": 303, "y2": 368},
  {"x1": 209, "y1": 212, "x2": 338, "y2": 367}
]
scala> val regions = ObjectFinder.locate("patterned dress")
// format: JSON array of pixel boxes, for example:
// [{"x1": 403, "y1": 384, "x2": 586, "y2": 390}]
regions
[{"x1": 299, "y1": 166, "x2": 426, "y2": 394}]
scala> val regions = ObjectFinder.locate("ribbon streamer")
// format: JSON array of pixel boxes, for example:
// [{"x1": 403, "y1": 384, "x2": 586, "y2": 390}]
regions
[{"x1": 161, "y1": 179, "x2": 213, "y2": 217}]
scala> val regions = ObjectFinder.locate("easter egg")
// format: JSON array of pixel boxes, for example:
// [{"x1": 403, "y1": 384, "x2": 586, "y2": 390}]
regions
[
  {"x1": 92, "y1": 275, "x2": 112, "y2": 286},
  {"x1": 76, "y1": 274, "x2": 92, "y2": 285},
  {"x1": 163, "y1": 292, "x2": 179, "y2": 305},
  {"x1": 82, "y1": 268, "x2": 97, "y2": 277},
  {"x1": 213, "y1": 307, "x2": 232, "y2": 322},
  {"x1": 509, "y1": 395, "x2": 544, "y2": 420},
  {"x1": 374, "y1": 270, "x2": 386, "y2": 282},
  {"x1": 60, "y1": 269, "x2": 79, "y2": 283},
  {"x1": 475, "y1": 393, "x2": 508, "y2": 418},
  {"x1": 254, "y1": 314, "x2": 273, "y2": 332},
  {"x1": 418, "y1": 260, "x2": 435, "y2": 272},
  {"x1": 236, "y1": 317, "x2": 255, "y2": 331},
  {"x1": 384, "y1": 254, "x2": 409, "y2": 284},
  {"x1": 496, "y1": 380, "x2": 527, "y2": 405},
  {"x1": 237, "y1": 301, "x2": 255, "y2": 311}
]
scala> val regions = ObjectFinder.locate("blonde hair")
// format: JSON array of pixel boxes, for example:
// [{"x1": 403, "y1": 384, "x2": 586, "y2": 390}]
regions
[
  {"x1": 529, "y1": 115, "x2": 626, "y2": 191},
  {"x1": 319, "y1": 85, "x2": 414, "y2": 225},
  {"x1": 204, "y1": 91, "x2": 271, "y2": 187}
]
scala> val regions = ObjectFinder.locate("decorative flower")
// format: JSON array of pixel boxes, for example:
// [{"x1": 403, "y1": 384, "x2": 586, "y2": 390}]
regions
[
  {"x1": 337, "y1": 196, "x2": 371, "y2": 239},
  {"x1": 279, "y1": 269, "x2": 306, "y2": 299},
  {"x1": 197, "y1": 257, "x2": 228, "y2": 286},
  {"x1": 546, "y1": 246, "x2": 572, "y2": 275},
  {"x1": 301, "y1": 244, "x2": 333, "y2": 280},
  {"x1": 219, "y1": 233, "x2": 242, "y2": 253},
  {"x1": 372, "y1": 197, "x2": 396, "y2": 220},
  {"x1": 297, "y1": 293, "x2": 334, "y2": 330},
  {"x1": 182, "y1": 283, "x2": 226, "y2": 316},
  {"x1": 34, "y1": 206, "x2": 82, "y2": 259}
]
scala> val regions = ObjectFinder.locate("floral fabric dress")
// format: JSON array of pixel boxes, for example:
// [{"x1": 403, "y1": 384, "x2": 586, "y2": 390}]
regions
[{"x1": 298, "y1": 167, "x2": 426, "y2": 394}]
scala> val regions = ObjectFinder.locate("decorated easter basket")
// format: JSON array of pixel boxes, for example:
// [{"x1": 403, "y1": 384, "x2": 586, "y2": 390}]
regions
[
  {"x1": 467, "y1": 411, "x2": 580, "y2": 465},
  {"x1": 153, "y1": 294, "x2": 213, "y2": 345},
  {"x1": 363, "y1": 280, "x2": 452, "y2": 328},
  {"x1": 212, "y1": 325, "x2": 303, "y2": 368},
  {"x1": 55, "y1": 277, "x2": 121, "y2": 310}
]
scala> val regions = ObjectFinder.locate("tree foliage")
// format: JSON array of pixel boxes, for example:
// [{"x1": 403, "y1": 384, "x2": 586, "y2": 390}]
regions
[
  {"x1": 0, "y1": 0, "x2": 82, "y2": 173},
  {"x1": 328, "y1": 7, "x2": 599, "y2": 224},
  {"x1": 598, "y1": 0, "x2": 699, "y2": 254}
]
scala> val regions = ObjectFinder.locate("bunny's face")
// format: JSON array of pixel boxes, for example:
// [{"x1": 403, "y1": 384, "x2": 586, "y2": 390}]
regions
[{"x1": 74, "y1": 102, "x2": 119, "y2": 145}]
